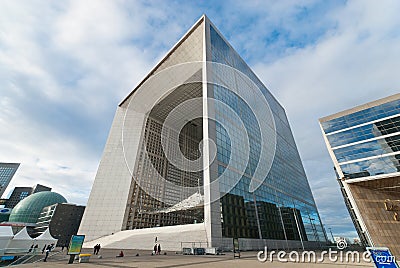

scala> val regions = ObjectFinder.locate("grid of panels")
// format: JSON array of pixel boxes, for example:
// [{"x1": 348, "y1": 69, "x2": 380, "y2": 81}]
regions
[
  {"x1": 209, "y1": 25, "x2": 326, "y2": 242},
  {"x1": 0, "y1": 163, "x2": 19, "y2": 197},
  {"x1": 322, "y1": 98, "x2": 400, "y2": 179},
  {"x1": 125, "y1": 82, "x2": 204, "y2": 230},
  {"x1": 322, "y1": 99, "x2": 400, "y2": 134}
]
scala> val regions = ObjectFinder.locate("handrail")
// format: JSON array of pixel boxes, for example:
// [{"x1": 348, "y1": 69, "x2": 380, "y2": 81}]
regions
[{"x1": 7, "y1": 249, "x2": 39, "y2": 266}]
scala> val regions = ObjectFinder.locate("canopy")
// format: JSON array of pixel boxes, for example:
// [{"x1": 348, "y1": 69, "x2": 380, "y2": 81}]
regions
[
  {"x1": 0, "y1": 226, "x2": 13, "y2": 252},
  {"x1": 8, "y1": 227, "x2": 33, "y2": 251},
  {"x1": 34, "y1": 228, "x2": 57, "y2": 249},
  {"x1": 0, "y1": 226, "x2": 13, "y2": 237}
]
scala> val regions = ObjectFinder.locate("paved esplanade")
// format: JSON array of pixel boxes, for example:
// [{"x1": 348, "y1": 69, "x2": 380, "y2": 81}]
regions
[{"x1": 16, "y1": 248, "x2": 377, "y2": 268}]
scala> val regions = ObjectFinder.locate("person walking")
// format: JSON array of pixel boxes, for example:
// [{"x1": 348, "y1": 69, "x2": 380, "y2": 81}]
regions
[
  {"x1": 93, "y1": 244, "x2": 97, "y2": 254},
  {"x1": 96, "y1": 244, "x2": 101, "y2": 255},
  {"x1": 157, "y1": 244, "x2": 161, "y2": 255},
  {"x1": 43, "y1": 249, "x2": 50, "y2": 262},
  {"x1": 153, "y1": 244, "x2": 157, "y2": 255}
]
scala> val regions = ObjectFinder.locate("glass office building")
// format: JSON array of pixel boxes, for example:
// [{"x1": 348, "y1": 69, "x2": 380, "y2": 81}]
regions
[
  {"x1": 0, "y1": 163, "x2": 20, "y2": 198},
  {"x1": 79, "y1": 15, "x2": 327, "y2": 250},
  {"x1": 320, "y1": 94, "x2": 400, "y2": 257}
]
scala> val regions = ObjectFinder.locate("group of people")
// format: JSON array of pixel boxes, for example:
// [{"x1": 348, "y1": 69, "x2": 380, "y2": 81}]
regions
[
  {"x1": 93, "y1": 244, "x2": 101, "y2": 255},
  {"x1": 28, "y1": 244, "x2": 39, "y2": 252},
  {"x1": 153, "y1": 243, "x2": 161, "y2": 255},
  {"x1": 42, "y1": 243, "x2": 55, "y2": 262}
]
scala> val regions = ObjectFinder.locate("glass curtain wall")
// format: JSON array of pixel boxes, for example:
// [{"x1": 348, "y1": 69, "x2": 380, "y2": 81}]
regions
[
  {"x1": 209, "y1": 25, "x2": 326, "y2": 242},
  {"x1": 321, "y1": 99, "x2": 400, "y2": 179}
]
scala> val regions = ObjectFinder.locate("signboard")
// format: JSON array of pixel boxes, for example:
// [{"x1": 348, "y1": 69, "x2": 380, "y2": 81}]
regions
[
  {"x1": 68, "y1": 235, "x2": 85, "y2": 255},
  {"x1": 367, "y1": 247, "x2": 398, "y2": 268}
]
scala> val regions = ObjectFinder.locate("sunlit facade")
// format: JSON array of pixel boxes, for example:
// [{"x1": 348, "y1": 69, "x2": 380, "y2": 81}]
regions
[
  {"x1": 79, "y1": 15, "x2": 327, "y2": 250},
  {"x1": 209, "y1": 23, "x2": 326, "y2": 245},
  {"x1": 320, "y1": 93, "x2": 400, "y2": 257}
]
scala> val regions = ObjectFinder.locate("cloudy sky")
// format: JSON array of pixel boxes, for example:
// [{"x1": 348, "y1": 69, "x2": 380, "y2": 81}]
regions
[{"x1": 1, "y1": 0, "x2": 399, "y2": 238}]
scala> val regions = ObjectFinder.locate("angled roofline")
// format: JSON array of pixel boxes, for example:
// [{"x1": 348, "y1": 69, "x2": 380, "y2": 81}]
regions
[
  {"x1": 119, "y1": 15, "x2": 206, "y2": 106},
  {"x1": 319, "y1": 93, "x2": 400, "y2": 123}
]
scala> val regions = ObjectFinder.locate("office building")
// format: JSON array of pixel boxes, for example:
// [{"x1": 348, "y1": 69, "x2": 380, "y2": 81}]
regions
[
  {"x1": 4, "y1": 184, "x2": 51, "y2": 209},
  {"x1": 79, "y1": 15, "x2": 327, "y2": 250},
  {"x1": 34, "y1": 203, "x2": 85, "y2": 247},
  {"x1": 0, "y1": 163, "x2": 20, "y2": 198},
  {"x1": 320, "y1": 93, "x2": 400, "y2": 257}
]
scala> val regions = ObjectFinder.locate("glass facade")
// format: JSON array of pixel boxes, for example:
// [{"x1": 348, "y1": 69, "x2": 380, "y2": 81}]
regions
[
  {"x1": 321, "y1": 98, "x2": 400, "y2": 179},
  {"x1": 0, "y1": 163, "x2": 19, "y2": 197},
  {"x1": 9, "y1": 191, "x2": 67, "y2": 224},
  {"x1": 320, "y1": 95, "x2": 400, "y2": 256},
  {"x1": 125, "y1": 83, "x2": 204, "y2": 230},
  {"x1": 209, "y1": 25, "x2": 326, "y2": 242}
]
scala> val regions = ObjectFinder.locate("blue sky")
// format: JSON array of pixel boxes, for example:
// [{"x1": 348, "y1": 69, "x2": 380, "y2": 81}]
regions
[{"x1": 1, "y1": 0, "x2": 400, "y2": 239}]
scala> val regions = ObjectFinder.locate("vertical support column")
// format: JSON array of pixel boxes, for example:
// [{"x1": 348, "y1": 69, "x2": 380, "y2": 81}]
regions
[
  {"x1": 202, "y1": 15, "x2": 212, "y2": 247},
  {"x1": 202, "y1": 15, "x2": 222, "y2": 248}
]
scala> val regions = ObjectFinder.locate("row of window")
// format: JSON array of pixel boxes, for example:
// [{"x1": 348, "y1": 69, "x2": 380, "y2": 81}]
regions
[
  {"x1": 322, "y1": 99, "x2": 400, "y2": 134},
  {"x1": 327, "y1": 115, "x2": 400, "y2": 148}
]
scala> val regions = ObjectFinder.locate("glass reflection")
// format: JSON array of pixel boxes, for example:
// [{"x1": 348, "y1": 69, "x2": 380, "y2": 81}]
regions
[{"x1": 210, "y1": 25, "x2": 325, "y2": 242}]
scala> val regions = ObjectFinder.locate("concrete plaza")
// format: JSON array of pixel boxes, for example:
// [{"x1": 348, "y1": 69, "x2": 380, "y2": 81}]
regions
[{"x1": 14, "y1": 248, "x2": 382, "y2": 268}]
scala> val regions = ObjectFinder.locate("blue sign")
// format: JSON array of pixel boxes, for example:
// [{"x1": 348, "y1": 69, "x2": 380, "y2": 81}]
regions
[
  {"x1": 1, "y1": 256, "x2": 15, "y2": 261},
  {"x1": 367, "y1": 247, "x2": 398, "y2": 268}
]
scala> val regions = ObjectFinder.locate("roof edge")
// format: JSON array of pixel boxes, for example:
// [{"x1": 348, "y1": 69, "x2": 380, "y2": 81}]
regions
[
  {"x1": 119, "y1": 15, "x2": 206, "y2": 106},
  {"x1": 319, "y1": 93, "x2": 400, "y2": 123}
]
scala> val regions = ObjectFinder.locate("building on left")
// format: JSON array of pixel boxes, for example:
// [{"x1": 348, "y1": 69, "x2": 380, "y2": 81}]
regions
[
  {"x1": 0, "y1": 163, "x2": 20, "y2": 198},
  {"x1": 4, "y1": 184, "x2": 51, "y2": 209},
  {"x1": 33, "y1": 203, "x2": 85, "y2": 247},
  {"x1": 1, "y1": 190, "x2": 85, "y2": 247}
]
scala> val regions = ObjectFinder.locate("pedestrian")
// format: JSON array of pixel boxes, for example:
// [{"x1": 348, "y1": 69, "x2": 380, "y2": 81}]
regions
[
  {"x1": 153, "y1": 244, "x2": 157, "y2": 255},
  {"x1": 43, "y1": 249, "x2": 49, "y2": 262},
  {"x1": 116, "y1": 250, "x2": 124, "y2": 257},
  {"x1": 93, "y1": 244, "x2": 97, "y2": 254},
  {"x1": 42, "y1": 244, "x2": 47, "y2": 254},
  {"x1": 157, "y1": 244, "x2": 161, "y2": 255},
  {"x1": 96, "y1": 244, "x2": 101, "y2": 255}
]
